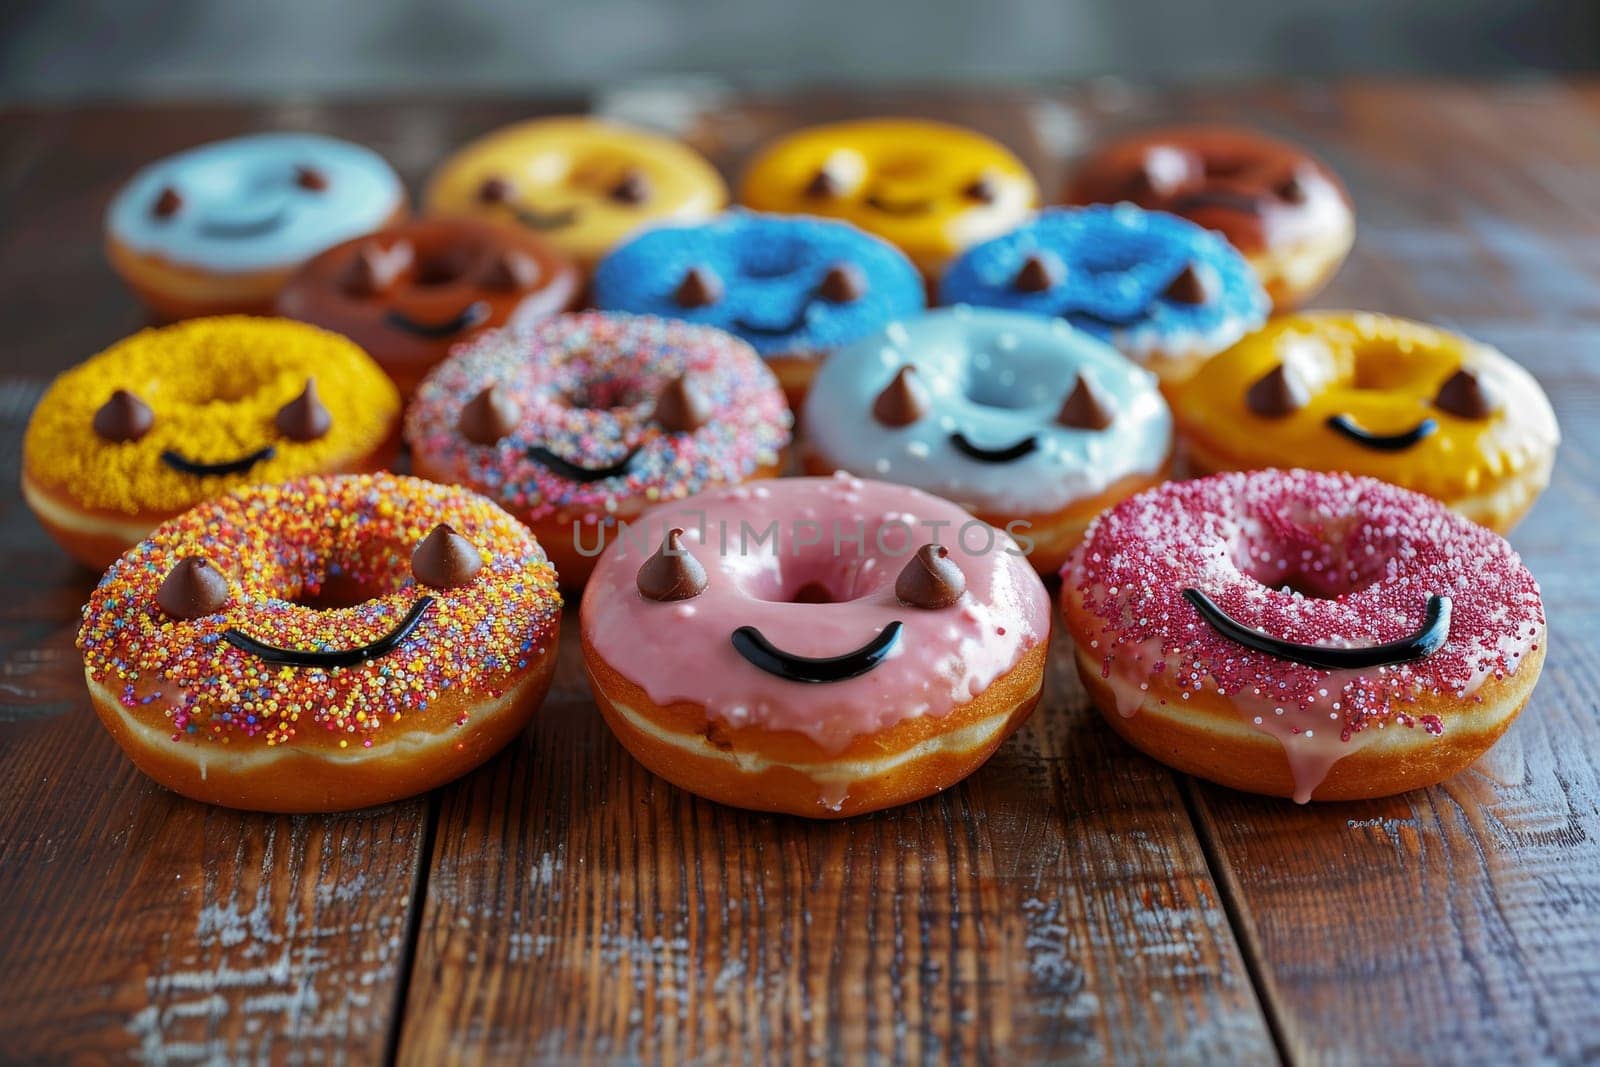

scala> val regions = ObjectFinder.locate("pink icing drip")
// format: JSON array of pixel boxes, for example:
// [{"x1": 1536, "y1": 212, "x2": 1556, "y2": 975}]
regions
[
  {"x1": 580, "y1": 474, "x2": 1052, "y2": 754},
  {"x1": 1065, "y1": 469, "x2": 1545, "y2": 801}
]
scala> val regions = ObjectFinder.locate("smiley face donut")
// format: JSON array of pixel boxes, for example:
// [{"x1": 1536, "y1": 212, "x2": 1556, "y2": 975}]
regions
[
  {"x1": 592, "y1": 212, "x2": 924, "y2": 407},
  {"x1": 739, "y1": 119, "x2": 1037, "y2": 279},
  {"x1": 1171, "y1": 312, "x2": 1560, "y2": 533},
  {"x1": 802, "y1": 308, "x2": 1173, "y2": 575},
  {"x1": 77, "y1": 473, "x2": 562, "y2": 812},
  {"x1": 106, "y1": 133, "x2": 407, "y2": 319},
  {"x1": 23, "y1": 317, "x2": 401, "y2": 570},
  {"x1": 424, "y1": 116, "x2": 728, "y2": 271},
  {"x1": 580, "y1": 474, "x2": 1051, "y2": 817},
  {"x1": 1062, "y1": 469, "x2": 1546, "y2": 802},
  {"x1": 405, "y1": 311, "x2": 791, "y2": 587},
  {"x1": 277, "y1": 218, "x2": 581, "y2": 396},
  {"x1": 1064, "y1": 126, "x2": 1354, "y2": 309},
  {"x1": 938, "y1": 206, "x2": 1269, "y2": 386}
]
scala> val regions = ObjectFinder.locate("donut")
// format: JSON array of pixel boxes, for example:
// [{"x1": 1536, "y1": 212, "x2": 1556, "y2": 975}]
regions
[
  {"x1": 106, "y1": 133, "x2": 406, "y2": 320},
  {"x1": 22, "y1": 317, "x2": 401, "y2": 570},
  {"x1": 276, "y1": 217, "x2": 581, "y2": 397},
  {"x1": 802, "y1": 307, "x2": 1173, "y2": 575},
  {"x1": 1061, "y1": 469, "x2": 1546, "y2": 803},
  {"x1": 937, "y1": 205, "x2": 1269, "y2": 387},
  {"x1": 405, "y1": 311, "x2": 792, "y2": 587},
  {"x1": 77, "y1": 473, "x2": 562, "y2": 812},
  {"x1": 1171, "y1": 312, "x2": 1560, "y2": 533},
  {"x1": 1064, "y1": 125, "x2": 1354, "y2": 309},
  {"x1": 739, "y1": 119, "x2": 1038, "y2": 279},
  {"x1": 423, "y1": 116, "x2": 728, "y2": 271},
  {"x1": 591, "y1": 211, "x2": 924, "y2": 408},
  {"x1": 580, "y1": 474, "x2": 1051, "y2": 817}
]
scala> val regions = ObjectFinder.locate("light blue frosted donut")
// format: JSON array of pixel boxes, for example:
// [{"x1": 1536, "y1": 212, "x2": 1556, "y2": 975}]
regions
[
  {"x1": 803, "y1": 306, "x2": 1172, "y2": 516},
  {"x1": 106, "y1": 133, "x2": 404, "y2": 273},
  {"x1": 938, "y1": 205, "x2": 1268, "y2": 374}
]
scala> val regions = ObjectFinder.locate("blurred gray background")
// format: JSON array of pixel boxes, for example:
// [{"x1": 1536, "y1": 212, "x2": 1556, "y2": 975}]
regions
[{"x1": 3, "y1": 0, "x2": 1598, "y2": 101}]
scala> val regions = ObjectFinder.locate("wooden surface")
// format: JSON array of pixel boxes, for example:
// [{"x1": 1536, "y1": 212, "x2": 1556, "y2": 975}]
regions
[{"x1": 2, "y1": 82, "x2": 1599, "y2": 1064}]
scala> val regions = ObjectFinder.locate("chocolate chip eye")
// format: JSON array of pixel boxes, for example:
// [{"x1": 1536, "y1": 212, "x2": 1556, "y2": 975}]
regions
[
  {"x1": 1129, "y1": 146, "x2": 1193, "y2": 198},
  {"x1": 608, "y1": 169, "x2": 651, "y2": 205},
  {"x1": 157, "y1": 556, "x2": 231, "y2": 619},
  {"x1": 458, "y1": 384, "x2": 520, "y2": 444},
  {"x1": 1013, "y1": 253, "x2": 1063, "y2": 293},
  {"x1": 1276, "y1": 173, "x2": 1309, "y2": 204},
  {"x1": 655, "y1": 374, "x2": 712, "y2": 433},
  {"x1": 477, "y1": 176, "x2": 513, "y2": 204},
  {"x1": 295, "y1": 165, "x2": 329, "y2": 191},
  {"x1": 1246, "y1": 365, "x2": 1309, "y2": 417},
  {"x1": 895, "y1": 544, "x2": 965, "y2": 609},
  {"x1": 818, "y1": 263, "x2": 867, "y2": 303},
  {"x1": 412, "y1": 523, "x2": 484, "y2": 589},
  {"x1": 94, "y1": 389, "x2": 154, "y2": 442},
  {"x1": 482, "y1": 249, "x2": 540, "y2": 291},
  {"x1": 1434, "y1": 368, "x2": 1495, "y2": 419},
  {"x1": 276, "y1": 378, "x2": 332, "y2": 442},
  {"x1": 1164, "y1": 262, "x2": 1213, "y2": 305},
  {"x1": 342, "y1": 241, "x2": 414, "y2": 297},
  {"x1": 637, "y1": 528, "x2": 707, "y2": 601},
  {"x1": 152, "y1": 186, "x2": 182, "y2": 219},
  {"x1": 872, "y1": 366, "x2": 928, "y2": 427},
  {"x1": 1058, "y1": 374, "x2": 1115, "y2": 430},
  {"x1": 805, "y1": 168, "x2": 843, "y2": 199},
  {"x1": 962, "y1": 175, "x2": 998, "y2": 203},
  {"x1": 673, "y1": 266, "x2": 722, "y2": 308}
]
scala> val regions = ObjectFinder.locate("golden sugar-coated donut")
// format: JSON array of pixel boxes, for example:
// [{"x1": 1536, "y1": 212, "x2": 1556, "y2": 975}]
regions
[
  {"x1": 78, "y1": 473, "x2": 562, "y2": 812},
  {"x1": 22, "y1": 317, "x2": 401, "y2": 570},
  {"x1": 1061, "y1": 469, "x2": 1546, "y2": 803},
  {"x1": 424, "y1": 116, "x2": 727, "y2": 270},
  {"x1": 105, "y1": 133, "x2": 407, "y2": 319},
  {"x1": 581, "y1": 475, "x2": 1051, "y2": 818},
  {"x1": 405, "y1": 311, "x2": 792, "y2": 588},
  {"x1": 740, "y1": 118, "x2": 1038, "y2": 278},
  {"x1": 1064, "y1": 125, "x2": 1354, "y2": 309},
  {"x1": 277, "y1": 217, "x2": 581, "y2": 397},
  {"x1": 1171, "y1": 311, "x2": 1559, "y2": 533}
]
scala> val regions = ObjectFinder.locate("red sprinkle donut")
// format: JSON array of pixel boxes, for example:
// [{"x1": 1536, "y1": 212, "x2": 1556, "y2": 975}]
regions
[
  {"x1": 77, "y1": 473, "x2": 562, "y2": 812},
  {"x1": 406, "y1": 311, "x2": 792, "y2": 587},
  {"x1": 1060, "y1": 469, "x2": 1546, "y2": 802}
]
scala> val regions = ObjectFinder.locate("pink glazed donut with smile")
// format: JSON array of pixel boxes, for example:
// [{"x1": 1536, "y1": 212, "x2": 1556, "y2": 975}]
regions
[{"x1": 580, "y1": 473, "x2": 1052, "y2": 817}]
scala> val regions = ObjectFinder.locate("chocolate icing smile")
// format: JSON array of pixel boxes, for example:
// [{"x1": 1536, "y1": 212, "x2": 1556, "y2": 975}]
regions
[
  {"x1": 731, "y1": 306, "x2": 813, "y2": 338},
  {"x1": 1182, "y1": 588, "x2": 1452, "y2": 670},
  {"x1": 730, "y1": 621, "x2": 904, "y2": 683},
  {"x1": 161, "y1": 445, "x2": 278, "y2": 477},
  {"x1": 865, "y1": 194, "x2": 935, "y2": 217},
  {"x1": 514, "y1": 205, "x2": 580, "y2": 231},
  {"x1": 525, "y1": 443, "x2": 641, "y2": 483},
  {"x1": 949, "y1": 431, "x2": 1039, "y2": 463},
  {"x1": 384, "y1": 301, "x2": 492, "y2": 338},
  {"x1": 1325, "y1": 413, "x2": 1440, "y2": 452},
  {"x1": 223, "y1": 596, "x2": 435, "y2": 668}
]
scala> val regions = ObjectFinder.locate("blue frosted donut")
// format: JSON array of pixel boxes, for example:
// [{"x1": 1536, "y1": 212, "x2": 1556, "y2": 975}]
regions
[
  {"x1": 938, "y1": 205, "x2": 1268, "y2": 383},
  {"x1": 802, "y1": 307, "x2": 1174, "y2": 574},
  {"x1": 592, "y1": 211, "x2": 925, "y2": 402}
]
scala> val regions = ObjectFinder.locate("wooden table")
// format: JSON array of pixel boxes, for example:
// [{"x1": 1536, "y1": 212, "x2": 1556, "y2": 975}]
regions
[{"x1": 2, "y1": 82, "x2": 1599, "y2": 1065}]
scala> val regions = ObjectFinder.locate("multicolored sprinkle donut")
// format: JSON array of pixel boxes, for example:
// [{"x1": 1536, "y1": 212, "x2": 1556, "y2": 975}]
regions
[
  {"x1": 581, "y1": 474, "x2": 1051, "y2": 817},
  {"x1": 105, "y1": 132, "x2": 407, "y2": 319},
  {"x1": 592, "y1": 211, "x2": 925, "y2": 407},
  {"x1": 803, "y1": 307, "x2": 1173, "y2": 574},
  {"x1": 938, "y1": 205, "x2": 1269, "y2": 385},
  {"x1": 1061, "y1": 469, "x2": 1547, "y2": 802},
  {"x1": 22, "y1": 316, "x2": 401, "y2": 570},
  {"x1": 405, "y1": 311, "x2": 792, "y2": 586},
  {"x1": 78, "y1": 473, "x2": 563, "y2": 812}
]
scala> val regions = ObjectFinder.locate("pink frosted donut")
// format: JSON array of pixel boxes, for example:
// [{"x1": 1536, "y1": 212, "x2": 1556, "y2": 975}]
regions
[
  {"x1": 406, "y1": 311, "x2": 792, "y2": 586},
  {"x1": 1060, "y1": 468, "x2": 1546, "y2": 802},
  {"x1": 579, "y1": 473, "x2": 1052, "y2": 817}
]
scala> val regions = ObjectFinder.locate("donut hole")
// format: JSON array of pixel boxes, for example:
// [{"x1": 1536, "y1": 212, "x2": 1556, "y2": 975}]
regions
[
  {"x1": 738, "y1": 242, "x2": 807, "y2": 279},
  {"x1": 412, "y1": 250, "x2": 473, "y2": 287},
  {"x1": 293, "y1": 571, "x2": 383, "y2": 611},
  {"x1": 963, "y1": 367, "x2": 1033, "y2": 410},
  {"x1": 1235, "y1": 521, "x2": 1390, "y2": 601},
  {"x1": 559, "y1": 377, "x2": 651, "y2": 412},
  {"x1": 740, "y1": 554, "x2": 887, "y2": 605},
  {"x1": 1349, "y1": 342, "x2": 1420, "y2": 391}
]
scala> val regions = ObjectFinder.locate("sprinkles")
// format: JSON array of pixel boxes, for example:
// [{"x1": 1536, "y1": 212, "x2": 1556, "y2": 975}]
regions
[{"x1": 77, "y1": 473, "x2": 562, "y2": 748}]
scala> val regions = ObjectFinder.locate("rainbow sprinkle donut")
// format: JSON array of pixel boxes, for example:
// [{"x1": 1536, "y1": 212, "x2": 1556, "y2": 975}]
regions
[
  {"x1": 78, "y1": 473, "x2": 562, "y2": 812},
  {"x1": 406, "y1": 311, "x2": 792, "y2": 586},
  {"x1": 23, "y1": 316, "x2": 401, "y2": 569}
]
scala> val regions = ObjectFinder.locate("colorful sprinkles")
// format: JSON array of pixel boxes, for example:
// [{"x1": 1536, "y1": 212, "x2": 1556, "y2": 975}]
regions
[
  {"x1": 77, "y1": 473, "x2": 561, "y2": 747},
  {"x1": 404, "y1": 311, "x2": 792, "y2": 524}
]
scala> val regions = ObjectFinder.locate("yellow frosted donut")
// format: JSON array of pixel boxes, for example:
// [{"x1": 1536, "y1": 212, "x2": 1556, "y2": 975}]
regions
[
  {"x1": 1171, "y1": 312, "x2": 1559, "y2": 532},
  {"x1": 423, "y1": 116, "x2": 728, "y2": 270},
  {"x1": 22, "y1": 316, "x2": 401, "y2": 568},
  {"x1": 739, "y1": 118, "x2": 1038, "y2": 277}
]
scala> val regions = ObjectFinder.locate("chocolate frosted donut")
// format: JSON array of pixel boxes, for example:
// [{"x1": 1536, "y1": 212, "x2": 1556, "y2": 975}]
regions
[{"x1": 1064, "y1": 125, "x2": 1354, "y2": 309}]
